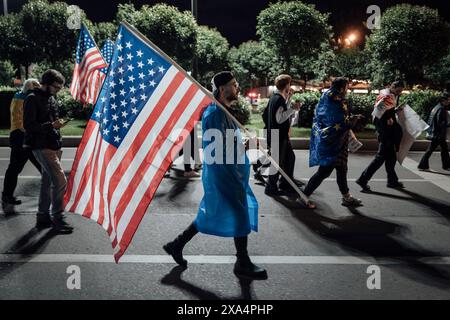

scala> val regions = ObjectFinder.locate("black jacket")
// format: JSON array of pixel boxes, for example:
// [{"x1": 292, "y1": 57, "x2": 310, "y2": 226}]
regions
[
  {"x1": 23, "y1": 89, "x2": 62, "y2": 150},
  {"x1": 262, "y1": 93, "x2": 290, "y2": 148},
  {"x1": 426, "y1": 103, "x2": 449, "y2": 140},
  {"x1": 374, "y1": 108, "x2": 403, "y2": 150}
]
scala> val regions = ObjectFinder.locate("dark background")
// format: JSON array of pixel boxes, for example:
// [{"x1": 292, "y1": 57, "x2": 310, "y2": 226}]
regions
[{"x1": 3, "y1": 0, "x2": 450, "y2": 46}]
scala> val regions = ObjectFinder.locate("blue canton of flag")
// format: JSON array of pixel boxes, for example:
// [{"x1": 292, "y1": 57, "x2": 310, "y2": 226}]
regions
[
  {"x1": 100, "y1": 39, "x2": 115, "y2": 73},
  {"x1": 93, "y1": 27, "x2": 171, "y2": 148}
]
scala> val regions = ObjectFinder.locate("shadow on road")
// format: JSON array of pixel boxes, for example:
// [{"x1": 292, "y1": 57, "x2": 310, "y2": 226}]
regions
[
  {"x1": 368, "y1": 188, "x2": 450, "y2": 223},
  {"x1": 0, "y1": 226, "x2": 59, "y2": 280},
  {"x1": 160, "y1": 265, "x2": 256, "y2": 300},
  {"x1": 272, "y1": 196, "x2": 450, "y2": 290}
]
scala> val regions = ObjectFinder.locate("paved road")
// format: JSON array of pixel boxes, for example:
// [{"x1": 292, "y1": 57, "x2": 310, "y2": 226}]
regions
[{"x1": 1, "y1": 147, "x2": 450, "y2": 299}]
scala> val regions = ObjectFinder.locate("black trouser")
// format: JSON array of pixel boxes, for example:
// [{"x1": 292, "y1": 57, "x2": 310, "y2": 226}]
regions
[
  {"x1": 418, "y1": 138, "x2": 450, "y2": 169},
  {"x1": 175, "y1": 222, "x2": 249, "y2": 258},
  {"x1": 2, "y1": 130, "x2": 42, "y2": 199},
  {"x1": 358, "y1": 142, "x2": 398, "y2": 185},
  {"x1": 267, "y1": 138, "x2": 295, "y2": 190},
  {"x1": 303, "y1": 165, "x2": 349, "y2": 196}
]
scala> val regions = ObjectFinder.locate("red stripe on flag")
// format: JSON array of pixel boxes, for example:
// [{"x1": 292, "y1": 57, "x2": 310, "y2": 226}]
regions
[
  {"x1": 114, "y1": 96, "x2": 211, "y2": 262},
  {"x1": 83, "y1": 138, "x2": 104, "y2": 217},
  {"x1": 106, "y1": 71, "x2": 185, "y2": 203},
  {"x1": 68, "y1": 131, "x2": 102, "y2": 213},
  {"x1": 64, "y1": 120, "x2": 98, "y2": 207},
  {"x1": 113, "y1": 84, "x2": 199, "y2": 224}
]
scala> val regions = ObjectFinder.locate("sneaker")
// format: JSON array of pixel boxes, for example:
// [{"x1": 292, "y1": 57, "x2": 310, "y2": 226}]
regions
[
  {"x1": 417, "y1": 166, "x2": 429, "y2": 171},
  {"x1": 183, "y1": 170, "x2": 200, "y2": 178},
  {"x1": 387, "y1": 181, "x2": 405, "y2": 189},
  {"x1": 355, "y1": 178, "x2": 371, "y2": 192},
  {"x1": 36, "y1": 214, "x2": 53, "y2": 229},
  {"x1": 234, "y1": 256, "x2": 268, "y2": 280},
  {"x1": 1, "y1": 196, "x2": 21, "y2": 205},
  {"x1": 342, "y1": 195, "x2": 363, "y2": 207}
]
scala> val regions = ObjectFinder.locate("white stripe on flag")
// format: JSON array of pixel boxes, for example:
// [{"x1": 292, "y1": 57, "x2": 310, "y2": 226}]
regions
[
  {"x1": 65, "y1": 123, "x2": 100, "y2": 210},
  {"x1": 115, "y1": 90, "x2": 206, "y2": 242},
  {"x1": 109, "y1": 76, "x2": 193, "y2": 214}
]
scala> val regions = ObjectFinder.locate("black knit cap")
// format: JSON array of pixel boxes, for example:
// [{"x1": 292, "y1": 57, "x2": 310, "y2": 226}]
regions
[{"x1": 212, "y1": 71, "x2": 235, "y2": 88}]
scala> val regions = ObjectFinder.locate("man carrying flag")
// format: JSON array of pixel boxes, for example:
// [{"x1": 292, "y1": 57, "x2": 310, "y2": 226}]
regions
[
  {"x1": 64, "y1": 23, "x2": 213, "y2": 262},
  {"x1": 70, "y1": 25, "x2": 108, "y2": 106},
  {"x1": 163, "y1": 71, "x2": 267, "y2": 280}
]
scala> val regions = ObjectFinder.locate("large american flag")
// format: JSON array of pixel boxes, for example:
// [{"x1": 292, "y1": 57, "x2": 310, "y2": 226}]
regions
[
  {"x1": 70, "y1": 24, "x2": 108, "y2": 106},
  {"x1": 64, "y1": 23, "x2": 212, "y2": 262}
]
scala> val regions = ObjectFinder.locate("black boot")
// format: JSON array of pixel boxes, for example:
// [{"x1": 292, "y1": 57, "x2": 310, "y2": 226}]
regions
[
  {"x1": 163, "y1": 223, "x2": 198, "y2": 268},
  {"x1": 233, "y1": 236, "x2": 268, "y2": 280}
]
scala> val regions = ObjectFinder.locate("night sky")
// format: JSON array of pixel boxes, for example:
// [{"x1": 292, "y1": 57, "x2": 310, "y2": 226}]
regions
[{"x1": 5, "y1": 0, "x2": 450, "y2": 47}]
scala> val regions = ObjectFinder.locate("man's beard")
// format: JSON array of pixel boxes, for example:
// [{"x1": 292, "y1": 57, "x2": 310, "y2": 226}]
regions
[{"x1": 225, "y1": 92, "x2": 238, "y2": 103}]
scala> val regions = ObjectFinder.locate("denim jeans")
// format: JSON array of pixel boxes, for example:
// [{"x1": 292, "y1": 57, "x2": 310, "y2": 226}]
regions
[{"x1": 32, "y1": 149, "x2": 67, "y2": 217}]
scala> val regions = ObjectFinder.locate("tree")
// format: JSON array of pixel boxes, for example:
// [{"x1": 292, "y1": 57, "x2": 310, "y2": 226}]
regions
[
  {"x1": 424, "y1": 46, "x2": 450, "y2": 90},
  {"x1": 195, "y1": 26, "x2": 229, "y2": 87},
  {"x1": 366, "y1": 4, "x2": 449, "y2": 86},
  {"x1": 0, "y1": 13, "x2": 30, "y2": 76},
  {"x1": 93, "y1": 22, "x2": 118, "y2": 48},
  {"x1": 333, "y1": 47, "x2": 371, "y2": 80},
  {"x1": 227, "y1": 41, "x2": 278, "y2": 92},
  {"x1": 20, "y1": 0, "x2": 92, "y2": 67},
  {"x1": 116, "y1": 3, "x2": 140, "y2": 26},
  {"x1": 256, "y1": 1, "x2": 330, "y2": 73},
  {"x1": 128, "y1": 4, "x2": 197, "y2": 70},
  {"x1": 0, "y1": 60, "x2": 15, "y2": 86}
]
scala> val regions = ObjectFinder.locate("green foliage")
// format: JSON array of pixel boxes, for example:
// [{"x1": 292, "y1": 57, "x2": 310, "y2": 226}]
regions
[
  {"x1": 296, "y1": 91, "x2": 321, "y2": 127},
  {"x1": 29, "y1": 60, "x2": 74, "y2": 85},
  {"x1": 93, "y1": 22, "x2": 118, "y2": 48},
  {"x1": 195, "y1": 26, "x2": 229, "y2": 86},
  {"x1": 333, "y1": 48, "x2": 371, "y2": 80},
  {"x1": 227, "y1": 41, "x2": 277, "y2": 92},
  {"x1": 0, "y1": 86, "x2": 19, "y2": 93},
  {"x1": 366, "y1": 4, "x2": 449, "y2": 85},
  {"x1": 347, "y1": 93, "x2": 377, "y2": 126},
  {"x1": 256, "y1": 1, "x2": 330, "y2": 72},
  {"x1": 127, "y1": 4, "x2": 197, "y2": 70},
  {"x1": 424, "y1": 46, "x2": 450, "y2": 89},
  {"x1": 20, "y1": 0, "x2": 92, "y2": 65},
  {"x1": 116, "y1": 3, "x2": 139, "y2": 26},
  {"x1": 0, "y1": 13, "x2": 29, "y2": 69},
  {"x1": 0, "y1": 61, "x2": 15, "y2": 86},
  {"x1": 230, "y1": 96, "x2": 251, "y2": 125},
  {"x1": 400, "y1": 89, "x2": 442, "y2": 120},
  {"x1": 55, "y1": 88, "x2": 91, "y2": 120}
]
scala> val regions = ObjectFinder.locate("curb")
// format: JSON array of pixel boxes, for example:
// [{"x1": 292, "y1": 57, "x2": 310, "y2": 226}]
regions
[{"x1": 1, "y1": 135, "x2": 448, "y2": 151}]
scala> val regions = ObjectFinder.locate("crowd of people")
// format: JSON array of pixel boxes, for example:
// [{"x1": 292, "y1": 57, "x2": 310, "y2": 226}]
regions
[{"x1": 1, "y1": 68, "x2": 449, "y2": 280}]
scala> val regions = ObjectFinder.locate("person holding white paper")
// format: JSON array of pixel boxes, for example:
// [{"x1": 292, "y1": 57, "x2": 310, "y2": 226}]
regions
[
  {"x1": 356, "y1": 81, "x2": 405, "y2": 191},
  {"x1": 418, "y1": 93, "x2": 450, "y2": 171}
]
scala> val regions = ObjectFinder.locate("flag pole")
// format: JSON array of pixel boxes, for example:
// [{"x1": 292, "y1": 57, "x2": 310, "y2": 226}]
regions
[{"x1": 121, "y1": 21, "x2": 310, "y2": 204}]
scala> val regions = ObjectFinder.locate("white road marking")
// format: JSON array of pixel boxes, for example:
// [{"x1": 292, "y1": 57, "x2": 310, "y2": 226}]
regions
[
  {"x1": 403, "y1": 157, "x2": 450, "y2": 193},
  {"x1": 0, "y1": 254, "x2": 449, "y2": 265}
]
